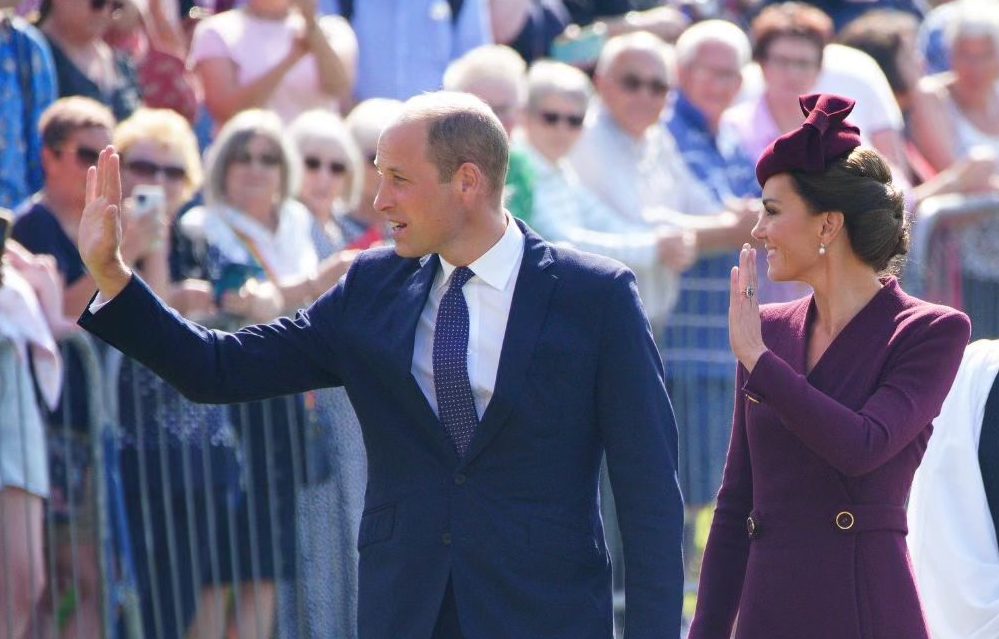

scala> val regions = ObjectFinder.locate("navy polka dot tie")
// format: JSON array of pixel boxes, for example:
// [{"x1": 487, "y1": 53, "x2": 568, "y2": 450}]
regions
[{"x1": 433, "y1": 266, "x2": 479, "y2": 457}]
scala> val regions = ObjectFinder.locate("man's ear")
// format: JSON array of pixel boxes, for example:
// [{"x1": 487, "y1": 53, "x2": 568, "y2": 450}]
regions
[{"x1": 454, "y1": 162, "x2": 484, "y2": 197}]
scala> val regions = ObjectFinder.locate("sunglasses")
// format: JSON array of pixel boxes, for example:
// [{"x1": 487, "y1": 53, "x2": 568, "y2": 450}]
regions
[
  {"x1": 125, "y1": 159, "x2": 187, "y2": 181},
  {"x1": 537, "y1": 110, "x2": 585, "y2": 129},
  {"x1": 304, "y1": 156, "x2": 348, "y2": 175},
  {"x1": 231, "y1": 151, "x2": 282, "y2": 168},
  {"x1": 617, "y1": 73, "x2": 670, "y2": 97},
  {"x1": 55, "y1": 145, "x2": 101, "y2": 168},
  {"x1": 90, "y1": 0, "x2": 124, "y2": 11}
]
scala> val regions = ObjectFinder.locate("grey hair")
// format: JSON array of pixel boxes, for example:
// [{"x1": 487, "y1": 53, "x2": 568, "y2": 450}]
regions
[
  {"x1": 345, "y1": 98, "x2": 406, "y2": 152},
  {"x1": 398, "y1": 91, "x2": 509, "y2": 198},
  {"x1": 203, "y1": 109, "x2": 301, "y2": 207},
  {"x1": 595, "y1": 31, "x2": 677, "y2": 84},
  {"x1": 288, "y1": 109, "x2": 364, "y2": 212},
  {"x1": 442, "y1": 44, "x2": 528, "y2": 105},
  {"x1": 675, "y1": 19, "x2": 752, "y2": 69},
  {"x1": 525, "y1": 60, "x2": 592, "y2": 114},
  {"x1": 944, "y1": 0, "x2": 999, "y2": 52}
]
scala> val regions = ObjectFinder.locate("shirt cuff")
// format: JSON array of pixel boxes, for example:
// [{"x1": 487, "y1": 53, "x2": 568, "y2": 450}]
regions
[{"x1": 88, "y1": 292, "x2": 112, "y2": 314}]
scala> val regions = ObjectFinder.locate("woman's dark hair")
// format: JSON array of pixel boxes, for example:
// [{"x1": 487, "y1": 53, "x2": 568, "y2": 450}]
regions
[
  {"x1": 838, "y1": 11, "x2": 920, "y2": 96},
  {"x1": 750, "y1": 2, "x2": 835, "y2": 64},
  {"x1": 790, "y1": 147, "x2": 909, "y2": 274}
]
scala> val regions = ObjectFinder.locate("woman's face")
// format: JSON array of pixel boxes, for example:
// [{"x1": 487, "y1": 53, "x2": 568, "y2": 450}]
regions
[
  {"x1": 297, "y1": 136, "x2": 352, "y2": 215},
  {"x1": 52, "y1": 0, "x2": 117, "y2": 42},
  {"x1": 247, "y1": 0, "x2": 293, "y2": 15},
  {"x1": 224, "y1": 134, "x2": 284, "y2": 216},
  {"x1": 753, "y1": 173, "x2": 826, "y2": 283},
  {"x1": 121, "y1": 139, "x2": 191, "y2": 218},
  {"x1": 524, "y1": 93, "x2": 587, "y2": 162},
  {"x1": 760, "y1": 36, "x2": 823, "y2": 103},
  {"x1": 951, "y1": 35, "x2": 999, "y2": 89}
]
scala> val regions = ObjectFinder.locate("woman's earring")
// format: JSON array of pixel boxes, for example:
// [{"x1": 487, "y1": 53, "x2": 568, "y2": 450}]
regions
[{"x1": 819, "y1": 242, "x2": 827, "y2": 256}]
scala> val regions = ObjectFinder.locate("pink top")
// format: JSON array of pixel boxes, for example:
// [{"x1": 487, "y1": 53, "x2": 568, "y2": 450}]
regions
[{"x1": 189, "y1": 8, "x2": 356, "y2": 123}]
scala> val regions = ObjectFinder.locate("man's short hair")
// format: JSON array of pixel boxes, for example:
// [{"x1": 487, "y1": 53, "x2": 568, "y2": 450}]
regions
[
  {"x1": 399, "y1": 92, "x2": 510, "y2": 198},
  {"x1": 675, "y1": 19, "x2": 752, "y2": 69},
  {"x1": 525, "y1": 60, "x2": 592, "y2": 114},
  {"x1": 944, "y1": 0, "x2": 999, "y2": 53},
  {"x1": 595, "y1": 32, "x2": 676, "y2": 85},
  {"x1": 40, "y1": 97, "x2": 116, "y2": 150},
  {"x1": 442, "y1": 44, "x2": 528, "y2": 105}
]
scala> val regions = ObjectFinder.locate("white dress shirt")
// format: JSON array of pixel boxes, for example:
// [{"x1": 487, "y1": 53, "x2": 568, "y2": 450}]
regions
[{"x1": 412, "y1": 216, "x2": 524, "y2": 419}]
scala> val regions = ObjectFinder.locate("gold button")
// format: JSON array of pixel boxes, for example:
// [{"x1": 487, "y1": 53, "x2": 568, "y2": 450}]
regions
[{"x1": 835, "y1": 511, "x2": 855, "y2": 530}]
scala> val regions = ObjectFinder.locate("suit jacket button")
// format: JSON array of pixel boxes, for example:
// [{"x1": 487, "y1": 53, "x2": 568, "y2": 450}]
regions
[
  {"x1": 441, "y1": 533, "x2": 452, "y2": 546},
  {"x1": 454, "y1": 474, "x2": 466, "y2": 486}
]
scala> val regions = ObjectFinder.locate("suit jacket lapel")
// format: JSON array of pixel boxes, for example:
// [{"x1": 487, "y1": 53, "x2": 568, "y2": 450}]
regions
[
  {"x1": 461, "y1": 227, "x2": 557, "y2": 467},
  {"x1": 383, "y1": 254, "x2": 460, "y2": 464}
]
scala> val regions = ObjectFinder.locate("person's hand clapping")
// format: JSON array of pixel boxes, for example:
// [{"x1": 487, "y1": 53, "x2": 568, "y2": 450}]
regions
[
  {"x1": 79, "y1": 146, "x2": 132, "y2": 300},
  {"x1": 729, "y1": 243, "x2": 767, "y2": 372},
  {"x1": 656, "y1": 228, "x2": 697, "y2": 271}
]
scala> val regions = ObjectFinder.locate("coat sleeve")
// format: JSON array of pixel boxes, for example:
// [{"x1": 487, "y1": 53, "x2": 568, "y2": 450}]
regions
[
  {"x1": 687, "y1": 365, "x2": 753, "y2": 639},
  {"x1": 743, "y1": 310, "x2": 971, "y2": 477},
  {"x1": 595, "y1": 269, "x2": 685, "y2": 639},
  {"x1": 78, "y1": 270, "x2": 350, "y2": 404}
]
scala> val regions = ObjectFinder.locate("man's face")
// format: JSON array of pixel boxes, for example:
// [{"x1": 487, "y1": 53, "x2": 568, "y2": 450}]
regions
[
  {"x1": 678, "y1": 41, "x2": 743, "y2": 127},
  {"x1": 524, "y1": 93, "x2": 587, "y2": 162},
  {"x1": 374, "y1": 120, "x2": 466, "y2": 259},
  {"x1": 45, "y1": 126, "x2": 112, "y2": 209},
  {"x1": 597, "y1": 49, "x2": 670, "y2": 138}
]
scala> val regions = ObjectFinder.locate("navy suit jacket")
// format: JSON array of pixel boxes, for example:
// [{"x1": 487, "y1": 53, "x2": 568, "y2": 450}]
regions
[{"x1": 80, "y1": 222, "x2": 684, "y2": 638}]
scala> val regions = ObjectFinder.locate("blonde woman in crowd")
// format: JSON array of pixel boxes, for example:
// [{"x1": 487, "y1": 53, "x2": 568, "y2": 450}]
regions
[{"x1": 112, "y1": 107, "x2": 244, "y2": 639}]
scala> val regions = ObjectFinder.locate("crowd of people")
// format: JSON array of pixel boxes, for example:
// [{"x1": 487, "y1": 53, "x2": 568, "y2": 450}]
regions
[{"x1": 2, "y1": 0, "x2": 999, "y2": 637}]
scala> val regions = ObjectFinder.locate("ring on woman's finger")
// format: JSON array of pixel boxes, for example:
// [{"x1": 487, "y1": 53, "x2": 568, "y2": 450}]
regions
[{"x1": 742, "y1": 285, "x2": 755, "y2": 298}]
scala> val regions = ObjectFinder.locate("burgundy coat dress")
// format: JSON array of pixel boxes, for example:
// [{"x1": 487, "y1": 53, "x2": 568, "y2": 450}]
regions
[{"x1": 688, "y1": 278, "x2": 971, "y2": 639}]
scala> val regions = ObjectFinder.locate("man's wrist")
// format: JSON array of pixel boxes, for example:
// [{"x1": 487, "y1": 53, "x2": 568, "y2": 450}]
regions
[{"x1": 92, "y1": 261, "x2": 133, "y2": 302}]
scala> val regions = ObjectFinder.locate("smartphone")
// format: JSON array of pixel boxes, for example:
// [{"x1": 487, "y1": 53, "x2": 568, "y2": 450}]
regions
[
  {"x1": 132, "y1": 184, "x2": 166, "y2": 219},
  {"x1": 214, "y1": 262, "x2": 265, "y2": 304},
  {"x1": 550, "y1": 23, "x2": 608, "y2": 68}
]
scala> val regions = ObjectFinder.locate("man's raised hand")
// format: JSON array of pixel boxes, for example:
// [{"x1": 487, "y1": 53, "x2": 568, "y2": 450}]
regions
[{"x1": 79, "y1": 146, "x2": 132, "y2": 302}]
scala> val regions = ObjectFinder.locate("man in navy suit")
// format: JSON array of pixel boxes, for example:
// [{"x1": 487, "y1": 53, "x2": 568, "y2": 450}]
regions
[{"x1": 76, "y1": 92, "x2": 684, "y2": 638}]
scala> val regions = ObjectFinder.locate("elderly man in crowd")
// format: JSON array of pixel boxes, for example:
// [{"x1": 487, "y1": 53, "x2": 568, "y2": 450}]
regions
[
  {"x1": 664, "y1": 20, "x2": 760, "y2": 525},
  {"x1": 570, "y1": 31, "x2": 754, "y2": 333},
  {"x1": 519, "y1": 59, "x2": 698, "y2": 322}
]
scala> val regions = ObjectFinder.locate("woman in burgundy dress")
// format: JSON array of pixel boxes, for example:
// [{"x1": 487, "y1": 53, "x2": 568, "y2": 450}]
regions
[{"x1": 688, "y1": 94, "x2": 971, "y2": 639}]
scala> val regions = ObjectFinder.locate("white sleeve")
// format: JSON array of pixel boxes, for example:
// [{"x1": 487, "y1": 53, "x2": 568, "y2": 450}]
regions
[{"x1": 908, "y1": 340, "x2": 999, "y2": 639}]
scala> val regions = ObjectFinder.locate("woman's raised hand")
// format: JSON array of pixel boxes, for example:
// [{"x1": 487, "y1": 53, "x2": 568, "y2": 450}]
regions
[
  {"x1": 79, "y1": 146, "x2": 132, "y2": 301},
  {"x1": 729, "y1": 243, "x2": 767, "y2": 372}
]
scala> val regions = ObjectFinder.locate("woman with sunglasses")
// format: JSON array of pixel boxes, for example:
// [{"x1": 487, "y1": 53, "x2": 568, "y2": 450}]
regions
[
  {"x1": 110, "y1": 107, "x2": 245, "y2": 639},
  {"x1": 36, "y1": 0, "x2": 142, "y2": 121},
  {"x1": 178, "y1": 108, "x2": 338, "y2": 639},
  {"x1": 284, "y1": 106, "x2": 367, "y2": 639}
]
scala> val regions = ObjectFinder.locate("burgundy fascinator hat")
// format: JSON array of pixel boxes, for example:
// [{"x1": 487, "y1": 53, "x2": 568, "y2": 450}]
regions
[{"x1": 755, "y1": 93, "x2": 862, "y2": 188}]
